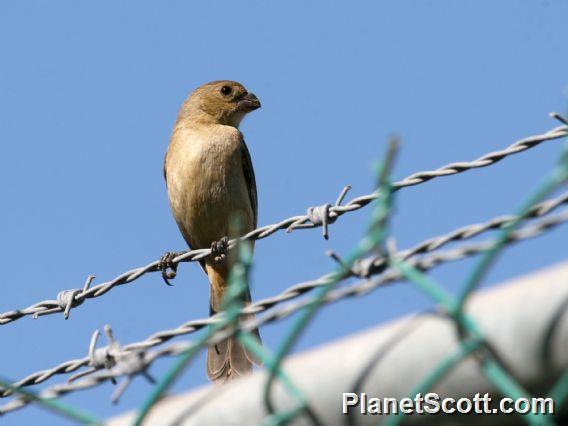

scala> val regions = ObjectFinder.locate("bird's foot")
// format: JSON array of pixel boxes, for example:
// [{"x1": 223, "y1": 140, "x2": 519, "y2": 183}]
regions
[
  {"x1": 158, "y1": 252, "x2": 179, "y2": 286},
  {"x1": 211, "y1": 237, "x2": 229, "y2": 264}
]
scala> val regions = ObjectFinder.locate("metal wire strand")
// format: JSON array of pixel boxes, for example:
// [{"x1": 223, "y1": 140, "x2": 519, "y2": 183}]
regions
[{"x1": 0, "y1": 117, "x2": 565, "y2": 326}]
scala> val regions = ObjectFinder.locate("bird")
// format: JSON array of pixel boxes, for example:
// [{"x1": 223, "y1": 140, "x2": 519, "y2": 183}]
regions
[{"x1": 163, "y1": 80, "x2": 262, "y2": 382}]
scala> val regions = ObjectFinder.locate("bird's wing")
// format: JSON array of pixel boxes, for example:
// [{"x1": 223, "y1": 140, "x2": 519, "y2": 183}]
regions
[
  {"x1": 163, "y1": 153, "x2": 168, "y2": 186},
  {"x1": 240, "y1": 138, "x2": 258, "y2": 228}
]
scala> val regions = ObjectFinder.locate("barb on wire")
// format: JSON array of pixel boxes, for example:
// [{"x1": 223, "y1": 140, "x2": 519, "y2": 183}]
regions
[
  {"x1": 2, "y1": 208, "x2": 568, "y2": 417},
  {"x1": 1, "y1": 116, "x2": 566, "y2": 326},
  {"x1": 68, "y1": 325, "x2": 156, "y2": 405},
  {"x1": 32, "y1": 275, "x2": 95, "y2": 320},
  {"x1": 68, "y1": 326, "x2": 119, "y2": 384},
  {"x1": 287, "y1": 185, "x2": 352, "y2": 240}
]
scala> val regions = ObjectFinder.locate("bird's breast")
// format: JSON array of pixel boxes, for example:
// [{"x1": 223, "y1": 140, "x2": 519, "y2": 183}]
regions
[{"x1": 165, "y1": 126, "x2": 252, "y2": 247}]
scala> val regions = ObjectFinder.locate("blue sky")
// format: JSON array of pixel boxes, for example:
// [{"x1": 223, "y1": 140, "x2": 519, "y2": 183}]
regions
[{"x1": 0, "y1": 1, "x2": 567, "y2": 424}]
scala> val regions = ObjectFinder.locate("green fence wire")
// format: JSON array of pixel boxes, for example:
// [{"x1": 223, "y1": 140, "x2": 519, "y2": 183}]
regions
[{"x1": 383, "y1": 141, "x2": 568, "y2": 426}]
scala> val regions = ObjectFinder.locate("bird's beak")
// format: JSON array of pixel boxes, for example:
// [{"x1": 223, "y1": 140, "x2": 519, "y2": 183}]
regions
[{"x1": 238, "y1": 92, "x2": 261, "y2": 112}]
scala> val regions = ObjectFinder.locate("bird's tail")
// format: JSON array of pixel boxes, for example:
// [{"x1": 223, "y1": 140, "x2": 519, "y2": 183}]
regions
[{"x1": 206, "y1": 264, "x2": 262, "y2": 382}]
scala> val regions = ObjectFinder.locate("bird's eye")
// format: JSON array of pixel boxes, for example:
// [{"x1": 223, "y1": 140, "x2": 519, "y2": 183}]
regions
[{"x1": 220, "y1": 85, "x2": 232, "y2": 96}]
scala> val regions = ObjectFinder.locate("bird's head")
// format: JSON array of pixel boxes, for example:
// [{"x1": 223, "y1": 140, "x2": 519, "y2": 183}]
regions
[{"x1": 182, "y1": 80, "x2": 261, "y2": 128}]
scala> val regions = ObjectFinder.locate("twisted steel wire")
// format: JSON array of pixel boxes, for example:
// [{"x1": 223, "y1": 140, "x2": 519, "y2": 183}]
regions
[
  {"x1": 2, "y1": 197, "x2": 567, "y2": 402},
  {"x1": 0, "y1": 119, "x2": 565, "y2": 326},
  {"x1": 2, "y1": 209, "x2": 567, "y2": 416}
]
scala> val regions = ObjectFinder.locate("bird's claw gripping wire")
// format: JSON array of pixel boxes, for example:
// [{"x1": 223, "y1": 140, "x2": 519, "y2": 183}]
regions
[
  {"x1": 158, "y1": 252, "x2": 179, "y2": 286},
  {"x1": 211, "y1": 236, "x2": 229, "y2": 264}
]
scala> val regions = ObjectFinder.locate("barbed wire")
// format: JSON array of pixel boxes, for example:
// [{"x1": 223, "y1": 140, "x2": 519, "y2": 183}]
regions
[
  {"x1": 1, "y1": 190, "x2": 567, "y2": 406},
  {"x1": 3, "y1": 193, "x2": 568, "y2": 397},
  {"x1": 1, "y1": 208, "x2": 566, "y2": 417},
  {"x1": 0, "y1": 116, "x2": 565, "y2": 326}
]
